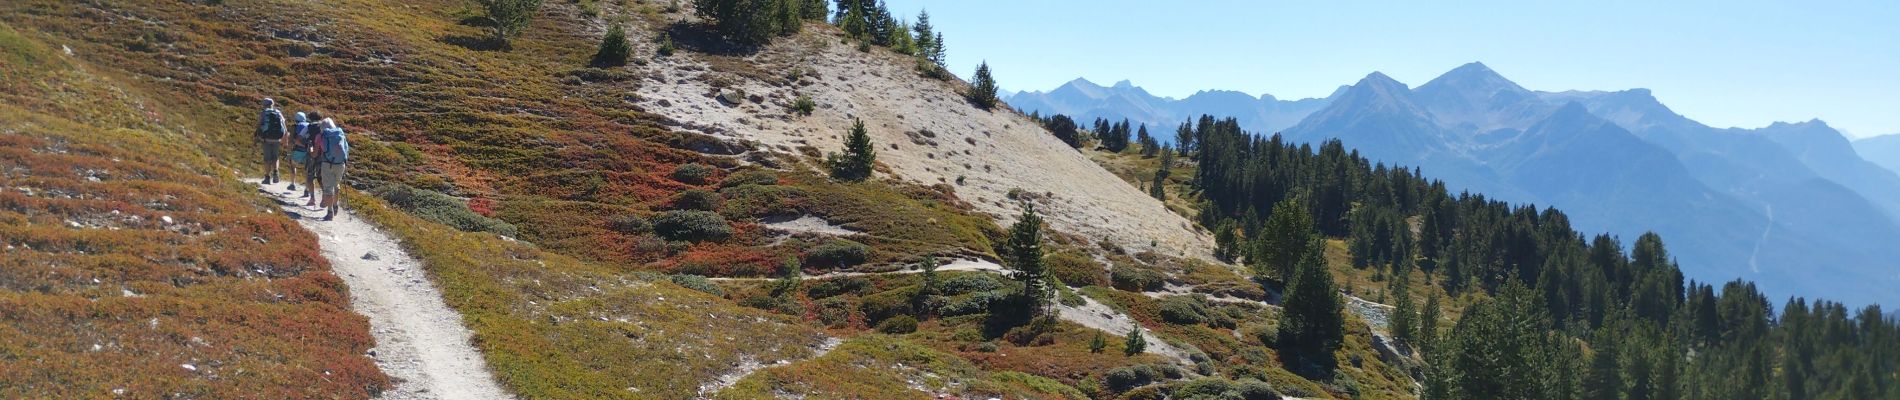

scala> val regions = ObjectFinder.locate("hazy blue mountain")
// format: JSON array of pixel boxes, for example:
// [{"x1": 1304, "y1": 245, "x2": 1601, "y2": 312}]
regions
[
  {"x1": 1004, "y1": 78, "x2": 1333, "y2": 137},
  {"x1": 1858, "y1": 134, "x2": 1900, "y2": 175},
  {"x1": 1752, "y1": 121, "x2": 1900, "y2": 219},
  {"x1": 1015, "y1": 62, "x2": 1900, "y2": 306},
  {"x1": 1279, "y1": 63, "x2": 1900, "y2": 307}
]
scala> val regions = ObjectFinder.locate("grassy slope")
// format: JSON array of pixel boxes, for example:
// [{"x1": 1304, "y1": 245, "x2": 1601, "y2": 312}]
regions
[
  {"x1": 0, "y1": 0, "x2": 1008, "y2": 398},
  {"x1": 0, "y1": 23, "x2": 385, "y2": 398}
]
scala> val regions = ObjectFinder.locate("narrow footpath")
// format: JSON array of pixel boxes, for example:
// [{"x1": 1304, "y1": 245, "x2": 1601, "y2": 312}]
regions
[{"x1": 251, "y1": 180, "x2": 513, "y2": 400}]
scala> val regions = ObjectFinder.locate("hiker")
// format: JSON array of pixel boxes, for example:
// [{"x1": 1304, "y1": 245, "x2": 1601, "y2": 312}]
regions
[
  {"x1": 284, "y1": 112, "x2": 312, "y2": 192},
  {"x1": 302, "y1": 111, "x2": 327, "y2": 204},
  {"x1": 254, "y1": 98, "x2": 288, "y2": 184},
  {"x1": 316, "y1": 117, "x2": 349, "y2": 221}
]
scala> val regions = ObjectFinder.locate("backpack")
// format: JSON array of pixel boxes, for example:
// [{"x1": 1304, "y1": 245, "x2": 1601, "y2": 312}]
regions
[
  {"x1": 259, "y1": 109, "x2": 286, "y2": 139},
  {"x1": 290, "y1": 122, "x2": 313, "y2": 149},
  {"x1": 321, "y1": 127, "x2": 349, "y2": 164}
]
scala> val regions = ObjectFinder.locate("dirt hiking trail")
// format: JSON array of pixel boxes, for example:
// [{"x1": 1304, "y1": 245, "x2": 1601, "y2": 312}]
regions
[{"x1": 250, "y1": 179, "x2": 513, "y2": 400}]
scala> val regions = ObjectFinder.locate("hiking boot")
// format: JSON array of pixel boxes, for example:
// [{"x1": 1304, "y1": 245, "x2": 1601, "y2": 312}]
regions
[{"x1": 287, "y1": 183, "x2": 298, "y2": 191}]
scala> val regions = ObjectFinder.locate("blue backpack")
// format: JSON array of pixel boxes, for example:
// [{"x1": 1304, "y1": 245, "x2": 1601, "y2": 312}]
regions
[{"x1": 321, "y1": 127, "x2": 349, "y2": 164}]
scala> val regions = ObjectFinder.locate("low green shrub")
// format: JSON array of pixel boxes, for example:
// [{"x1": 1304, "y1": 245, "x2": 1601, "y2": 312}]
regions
[
  {"x1": 719, "y1": 169, "x2": 780, "y2": 188},
  {"x1": 805, "y1": 239, "x2": 871, "y2": 268},
  {"x1": 939, "y1": 273, "x2": 1004, "y2": 294},
  {"x1": 669, "y1": 274, "x2": 723, "y2": 296},
  {"x1": 370, "y1": 183, "x2": 518, "y2": 237},
  {"x1": 791, "y1": 94, "x2": 816, "y2": 116},
  {"x1": 607, "y1": 214, "x2": 650, "y2": 234},
  {"x1": 652, "y1": 210, "x2": 732, "y2": 242},
  {"x1": 670, "y1": 189, "x2": 723, "y2": 211},
  {"x1": 876, "y1": 315, "x2": 918, "y2": 334},
  {"x1": 1158, "y1": 296, "x2": 1211, "y2": 325},
  {"x1": 1110, "y1": 264, "x2": 1166, "y2": 292},
  {"x1": 1104, "y1": 365, "x2": 1158, "y2": 391},
  {"x1": 1046, "y1": 251, "x2": 1109, "y2": 287},
  {"x1": 671, "y1": 163, "x2": 715, "y2": 184}
]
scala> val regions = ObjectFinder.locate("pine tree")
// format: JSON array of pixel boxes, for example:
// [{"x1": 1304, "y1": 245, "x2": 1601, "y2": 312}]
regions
[
  {"x1": 1419, "y1": 291, "x2": 1442, "y2": 350},
  {"x1": 1278, "y1": 239, "x2": 1344, "y2": 374},
  {"x1": 912, "y1": 256, "x2": 940, "y2": 313},
  {"x1": 773, "y1": 0, "x2": 803, "y2": 36},
  {"x1": 801, "y1": 0, "x2": 829, "y2": 20},
  {"x1": 695, "y1": 0, "x2": 781, "y2": 45},
  {"x1": 590, "y1": 23, "x2": 632, "y2": 67},
  {"x1": 1583, "y1": 341, "x2": 1622, "y2": 400},
  {"x1": 1090, "y1": 330, "x2": 1107, "y2": 353},
  {"x1": 911, "y1": 10, "x2": 935, "y2": 59},
  {"x1": 1005, "y1": 204, "x2": 1050, "y2": 316},
  {"x1": 1390, "y1": 269, "x2": 1418, "y2": 345},
  {"x1": 1046, "y1": 114, "x2": 1081, "y2": 148},
  {"x1": 1174, "y1": 122, "x2": 1194, "y2": 155},
  {"x1": 930, "y1": 32, "x2": 946, "y2": 67},
  {"x1": 1150, "y1": 150, "x2": 1172, "y2": 200},
  {"x1": 476, "y1": 0, "x2": 544, "y2": 48},
  {"x1": 826, "y1": 118, "x2": 876, "y2": 181},
  {"x1": 1257, "y1": 196, "x2": 1316, "y2": 284},
  {"x1": 968, "y1": 61, "x2": 999, "y2": 109},
  {"x1": 1123, "y1": 326, "x2": 1146, "y2": 356}
]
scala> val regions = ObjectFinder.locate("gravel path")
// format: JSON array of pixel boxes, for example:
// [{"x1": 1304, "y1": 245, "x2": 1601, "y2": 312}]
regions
[{"x1": 252, "y1": 180, "x2": 513, "y2": 400}]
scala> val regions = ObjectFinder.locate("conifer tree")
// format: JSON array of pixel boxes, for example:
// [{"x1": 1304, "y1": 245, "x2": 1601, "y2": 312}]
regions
[
  {"x1": 1419, "y1": 291, "x2": 1442, "y2": 350},
  {"x1": 1005, "y1": 204, "x2": 1050, "y2": 316},
  {"x1": 968, "y1": 61, "x2": 999, "y2": 109},
  {"x1": 1150, "y1": 150, "x2": 1172, "y2": 200},
  {"x1": 1090, "y1": 330, "x2": 1107, "y2": 353},
  {"x1": 1583, "y1": 341, "x2": 1623, "y2": 400},
  {"x1": 590, "y1": 23, "x2": 632, "y2": 67},
  {"x1": 1124, "y1": 326, "x2": 1146, "y2": 356},
  {"x1": 1256, "y1": 196, "x2": 1316, "y2": 283},
  {"x1": 773, "y1": 0, "x2": 803, "y2": 36},
  {"x1": 477, "y1": 0, "x2": 543, "y2": 47},
  {"x1": 1390, "y1": 269, "x2": 1418, "y2": 345},
  {"x1": 1278, "y1": 239, "x2": 1344, "y2": 374},
  {"x1": 826, "y1": 118, "x2": 876, "y2": 181},
  {"x1": 801, "y1": 0, "x2": 829, "y2": 20},
  {"x1": 912, "y1": 10, "x2": 936, "y2": 58},
  {"x1": 911, "y1": 256, "x2": 940, "y2": 313},
  {"x1": 930, "y1": 32, "x2": 946, "y2": 67},
  {"x1": 1046, "y1": 114, "x2": 1081, "y2": 148}
]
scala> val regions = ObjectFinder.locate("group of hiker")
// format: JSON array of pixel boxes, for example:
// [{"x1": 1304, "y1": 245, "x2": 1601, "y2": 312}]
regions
[{"x1": 253, "y1": 98, "x2": 349, "y2": 221}]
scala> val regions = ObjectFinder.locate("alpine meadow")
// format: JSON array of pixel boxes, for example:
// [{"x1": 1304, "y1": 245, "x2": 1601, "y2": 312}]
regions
[{"x1": 1, "y1": 1, "x2": 1894, "y2": 399}]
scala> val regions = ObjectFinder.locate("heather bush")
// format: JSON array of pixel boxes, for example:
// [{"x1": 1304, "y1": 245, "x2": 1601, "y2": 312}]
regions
[
  {"x1": 719, "y1": 169, "x2": 780, "y2": 188},
  {"x1": 672, "y1": 163, "x2": 716, "y2": 184},
  {"x1": 805, "y1": 239, "x2": 871, "y2": 268},
  {"x1": 670, "y1": 189, "x2": 723, "y2": 211},
  {"x1": 1110, "y1": 264, "x2": 1166, "y2": 292},
  {"x1": 652, "y1": 210, "x2": 733, "y2": 242},
  {"x1": 371, "y1": 183, "x2": 519, "y2": 237},
  {"x1": 876, "y1": 315, "x2": 918, "y2": 334}
]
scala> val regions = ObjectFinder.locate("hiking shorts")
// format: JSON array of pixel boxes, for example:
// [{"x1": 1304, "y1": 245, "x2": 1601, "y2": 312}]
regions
[
  {"x1": 320, "y1": 163, "x2": 345, "y2": 197},
  {"x1": 261, "y1": 140, "x2": 281, "y2": 166}
]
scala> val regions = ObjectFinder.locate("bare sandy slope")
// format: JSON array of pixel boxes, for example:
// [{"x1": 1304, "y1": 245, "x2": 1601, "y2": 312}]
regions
[
  {"x1": 252, "y1": 180, "x2": 512, "y2": 400},
  {"x1": 634, "y1": 29, "x2": 1214, "y2": 260}
]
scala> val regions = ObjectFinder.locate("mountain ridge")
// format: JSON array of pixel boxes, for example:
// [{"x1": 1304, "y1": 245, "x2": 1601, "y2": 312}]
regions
[{"x1": 1027, "y1": 63, "x2": 1900, "y2": 307}]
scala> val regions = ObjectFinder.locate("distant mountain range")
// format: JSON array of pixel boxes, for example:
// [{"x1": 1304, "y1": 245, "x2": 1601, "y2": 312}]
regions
[
  {"x1": 1858, "y1": 134, "x2": 1900, "y2": 176},
  {"x1": 1005, "y1": 78, "x2": 1339, "y2": 136},
  {"x1": 1007, "y1": 63, "x2": 1900, "y2": 307}
]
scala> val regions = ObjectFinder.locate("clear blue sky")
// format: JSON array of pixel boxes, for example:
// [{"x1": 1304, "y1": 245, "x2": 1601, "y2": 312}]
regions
[{"x1": 879, "y1": 0, "x2": 1900, "y2": 138}]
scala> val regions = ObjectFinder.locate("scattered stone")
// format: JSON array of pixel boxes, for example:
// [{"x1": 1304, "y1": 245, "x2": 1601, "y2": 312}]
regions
[{"x1": 362, "y1": 252, "x2": 379, "y2": 261}]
